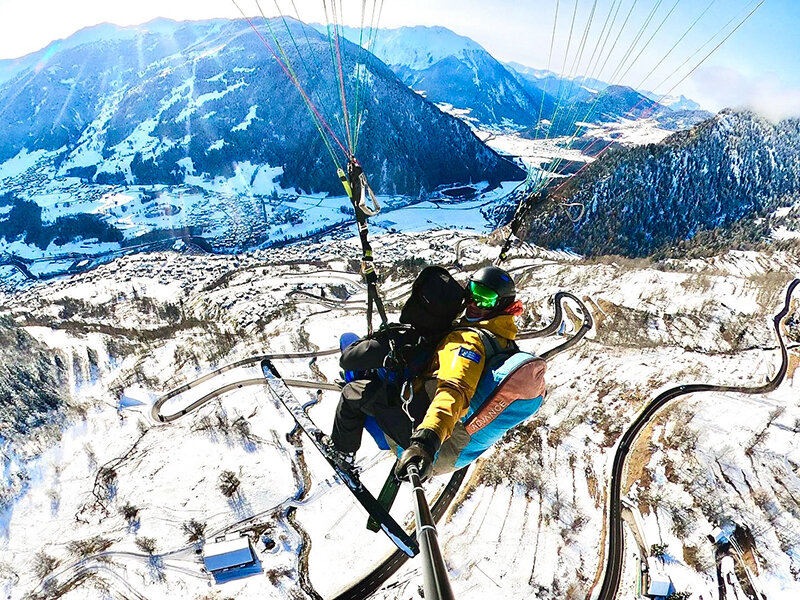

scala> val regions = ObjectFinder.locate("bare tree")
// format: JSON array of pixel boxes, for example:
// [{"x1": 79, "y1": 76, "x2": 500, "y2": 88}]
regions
[
  {"x1": 66, "y1": 536, "x2": 112, "y2": 558},
  {"x1": 119, "y1": 502, "x2": 139, "y2": 524},
  {"x1": 97, "y1": 466, "x2": 117, "y2": 500},
  {"x1": 135, "y1": 537, "x2": 157, "y2": 555},
  {"x1": 181, "y1": 519, "x2": 207, "y2": 543},
  {"x1": 232, "y1": 417, "x2": 258, "y2": 446},
  {"x1": 745, "y1": 428, "x2": 769, "y2": 455},
  {"x1": 766, "y1": 406, "x2": 786, "y2": 427},
  {"x1": 219, "y1": 470, "x2": 241, "y2": 498},
  {"x1": 31, "y1": 551, "x2": 59, "y2": 580}
]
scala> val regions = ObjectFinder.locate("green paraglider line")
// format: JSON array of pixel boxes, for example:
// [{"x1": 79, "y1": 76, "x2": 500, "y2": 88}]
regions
[
  {"x1": 231, "y1": 0, "x2": 348, "y2": 170},
  {"x1": 269, "y1": 0, "x2": 351, "y2": 150},
  {"x1": 551, "y1": 0, "x2": 765, "y2": 195}
]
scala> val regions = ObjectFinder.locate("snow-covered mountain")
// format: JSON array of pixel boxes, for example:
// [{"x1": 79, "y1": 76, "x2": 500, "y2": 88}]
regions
[
  {"x1": 506, "y1": 61, "x2": 705, "y2": 115},
  {"x1": 333, "y1": 25, "x2": 556, "y2": 131},
  {"x1": 0, "y1": 19, "x2": 526, "y2": 256},
  {"x1": 367, "y1": 25, "x2": 486, "y2": 71},
  {"x1": 643, "y1": 91, "x2": 702, "y2": 112},
  {"x1": 0, "y1": 18, "x2": 521, "y2": 196},
  {"x1": 505, "y1": 61, "x2": 712, "y2": 135},
  {"x1": 333, "y1": 25, "x2": 708, "y2": 137},
  {"x1": 523, "y1": 110, "x2": 800, "y2": 256},
  {"x1": 505, "y1": 61, "x2": 606, "y2": 104}
]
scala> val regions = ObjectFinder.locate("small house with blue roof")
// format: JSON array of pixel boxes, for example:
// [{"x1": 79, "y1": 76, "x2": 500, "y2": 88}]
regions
[
  {"x1": 202, "y1": 536, "x2": 261, "y2": 583},
  {"x1": 646, "y1": 576, "x2": 676, "y2": 599}
]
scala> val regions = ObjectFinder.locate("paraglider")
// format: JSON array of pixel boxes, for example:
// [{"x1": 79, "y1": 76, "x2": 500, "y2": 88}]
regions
[{"x1": 230, "y1": 1, "x2": 770, "y2": 597}]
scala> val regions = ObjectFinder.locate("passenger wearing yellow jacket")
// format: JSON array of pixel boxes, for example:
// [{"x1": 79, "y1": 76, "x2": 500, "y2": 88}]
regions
[{"x1": 395, "y1": 266, "x2": 522, "y2": 482}]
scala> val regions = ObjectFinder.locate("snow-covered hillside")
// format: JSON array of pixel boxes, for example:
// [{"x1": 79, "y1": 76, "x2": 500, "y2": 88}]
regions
[
  {"x1": 368, "y1": 25, "x2": 486, "y2": 71},
  {"x1": 0, "y1": 18, "x2": 522, "y2": 197},
  {"x1": 332, "y1": 24, "x2": 709, "y2": 143},
  {"x1": 0, "y1": 19, "x2": 191, "y2": 84},
  {"x1": 1, "y1": 229, "x2": 798, "y2": 600},
  {"x1": 0, "y1": 18, "x2": 532, "y2": 263}
]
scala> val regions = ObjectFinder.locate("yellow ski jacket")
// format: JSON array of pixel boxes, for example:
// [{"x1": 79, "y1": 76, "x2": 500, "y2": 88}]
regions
[{"x1": 417, "y1": 314, "x2": 518, "y2": 444}]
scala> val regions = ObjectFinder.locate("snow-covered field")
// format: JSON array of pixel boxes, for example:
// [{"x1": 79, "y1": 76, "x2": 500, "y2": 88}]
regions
[
  {"x1": 478, "y1": 117, "x2": 674, "y2": 177},
  {"x1": 1, "y1": 231, "x2": 799, "y2": 600},
  {"x1": 480, "y1": 132, "x2": 590, "y2": 171},
  {"x1": 0, "y1": 143, "x2": 522, "y2": 270}
]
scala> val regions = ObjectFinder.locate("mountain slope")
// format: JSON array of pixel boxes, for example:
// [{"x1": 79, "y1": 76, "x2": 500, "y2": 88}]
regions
[
  {"x1": 344, "y1": 26, "x2": 708, "y2": 136},
  {"x1": 522, "y1": 110, "x2": 800, "y2": 256},
  {"x1": 0, "y1": 19, "x2": 523, "y2": 197},
  {"x1": 506, "y1": 61, "x2": 711, "y2": 135},
  {"x1": 335, "y1": 25, "x2": 557, "y2": 131}
]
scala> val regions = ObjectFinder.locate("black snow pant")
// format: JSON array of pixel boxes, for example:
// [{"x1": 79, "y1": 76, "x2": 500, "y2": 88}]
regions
[{"x1": 331, "y1": 379, "x2": 414, "y2": 453}]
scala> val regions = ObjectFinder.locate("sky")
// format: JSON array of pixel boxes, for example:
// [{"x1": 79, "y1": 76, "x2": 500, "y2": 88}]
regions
[{"x1": 0, "y1": 0, "x2": 798, "y2": 119}]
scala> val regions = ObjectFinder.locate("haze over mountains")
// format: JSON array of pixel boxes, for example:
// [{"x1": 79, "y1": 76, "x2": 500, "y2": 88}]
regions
[{"x1": 334, "y1": 24, "x2": 711, "y2": 134}]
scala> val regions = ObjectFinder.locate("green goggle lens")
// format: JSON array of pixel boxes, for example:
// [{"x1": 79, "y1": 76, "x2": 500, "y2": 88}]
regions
[{"x1": 468, "y1": 281, "x2": 499, "y2": 309}]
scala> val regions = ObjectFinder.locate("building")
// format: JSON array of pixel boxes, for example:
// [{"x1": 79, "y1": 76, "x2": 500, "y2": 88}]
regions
[
  {"x1": 202, "y1": 535, "x2": 261, "y2": 583},
  {"x1": 646, "y1": 577, "x2": 676, "y2": 599},
  {"x1": 707, "y1": 524, "x2": 733, "y2": 545},
  {"x1": 644, "y1": 557, "x2": 676, "y2": 600},
  {"x1": 118, "y1": 387, "x2": 152, "y2": 410}
]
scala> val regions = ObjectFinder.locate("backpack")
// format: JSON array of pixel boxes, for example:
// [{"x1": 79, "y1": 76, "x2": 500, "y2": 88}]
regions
[
  {"x1": 340, "y1": 324, "x2": 436, "y2": 385},
  {"x1": 340, "y1": 266, "x2": 464, "y2": 380},
  {"x1": 400, "y1": 266, "x2": 465, "y2": 337},
  {"x1": 431, "y1": 328, "x2": 547, "y2": 474}
]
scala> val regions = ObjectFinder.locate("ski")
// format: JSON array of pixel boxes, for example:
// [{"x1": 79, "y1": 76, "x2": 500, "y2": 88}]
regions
[
  {"x1": 367, "y1": 464, "x2": 402, "y2": 533},
  {"x1": 261, "y1": 359, "x2": 419, "y2": 557}
]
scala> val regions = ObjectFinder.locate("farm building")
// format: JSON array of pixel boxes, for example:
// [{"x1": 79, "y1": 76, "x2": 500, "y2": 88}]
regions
[
  {"x1": 202, "y1": 536, "x2": 261, "y2": 583},
  {"x1": 645, "y1": 575, "x2": 676, "y2": 599}
]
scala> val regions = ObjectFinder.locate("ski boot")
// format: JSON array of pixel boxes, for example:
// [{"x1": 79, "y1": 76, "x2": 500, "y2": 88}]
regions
[{"x1": 319, "y1": 434, "x2": 358, "y2": 473}]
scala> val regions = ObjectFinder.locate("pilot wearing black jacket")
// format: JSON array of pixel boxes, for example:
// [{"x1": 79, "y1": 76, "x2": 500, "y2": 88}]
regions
[
  {"x1": 326, "y1": 266, "x2": 465, "y2": 469},
  {"x1": 331, "y1": 325, "x2": 436, "y2": 458}
]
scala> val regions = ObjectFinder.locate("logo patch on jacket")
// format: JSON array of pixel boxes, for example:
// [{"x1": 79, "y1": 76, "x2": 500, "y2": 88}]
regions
[{"x1": 458, "y1": 347, "x2": 482, "y2": 363}]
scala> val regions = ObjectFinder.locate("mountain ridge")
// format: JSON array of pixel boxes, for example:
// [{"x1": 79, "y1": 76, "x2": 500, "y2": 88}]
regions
[
  {"x1": 522, "y1": 109, "x2": 800, "y2": 257},
  {"x1": 334, "y1": 23, "x2": 709, "y2": 136},
  {"x1": 0, "y1": 18, "x2": 523, "y2": 197}
]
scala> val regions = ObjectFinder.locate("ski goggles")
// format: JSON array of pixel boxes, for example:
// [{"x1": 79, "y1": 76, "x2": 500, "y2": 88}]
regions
[{"x1": 468, "y1": 281, "x2": 500, "y2": 309}]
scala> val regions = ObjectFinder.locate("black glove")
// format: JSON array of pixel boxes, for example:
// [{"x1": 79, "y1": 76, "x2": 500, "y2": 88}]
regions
[
  {"x1": 395, "y1": 444, "x2": 433, "y2": 482},
  {"x1": 395, "y1": 429, "x2": 441, "y2": 483}
]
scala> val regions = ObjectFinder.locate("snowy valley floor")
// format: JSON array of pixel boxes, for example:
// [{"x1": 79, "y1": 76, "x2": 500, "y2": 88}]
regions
[{"x1": 1, "y1": 231, "x2": 799, "y2": 600}]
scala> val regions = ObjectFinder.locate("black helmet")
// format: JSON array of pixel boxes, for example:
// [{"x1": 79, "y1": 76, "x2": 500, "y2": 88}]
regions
[{"x1": 467, "y1": 266, "x2": 515, "y2": 311}]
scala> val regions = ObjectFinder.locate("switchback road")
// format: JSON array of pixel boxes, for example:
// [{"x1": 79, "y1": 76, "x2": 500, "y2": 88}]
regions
[{"x1": 596, "y1": 279, "x2": 798, "y2": 600}]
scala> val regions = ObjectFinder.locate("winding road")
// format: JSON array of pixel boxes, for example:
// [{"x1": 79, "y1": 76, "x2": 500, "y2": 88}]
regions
[
  {"x1": 596, "y1": 279, "x2": 799, "y2": 600},
  {"x1": 146, "y1": 281, "x2": 592, "y2": 599},
  {"x1": 145, "y1": 273, "x2": 799, "y2": 599}
]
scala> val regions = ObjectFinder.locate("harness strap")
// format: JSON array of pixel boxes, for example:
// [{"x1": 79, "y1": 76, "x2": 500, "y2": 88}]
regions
[
  {"x1": 356, "y1": 170, "x2": 381, "y2": 216},
  {"x1": 496, "y1": 190, "x2": 549, "y2": 265},
  {"x1": 343, "y1": 158, "x2": 387, "y2": 335}
]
